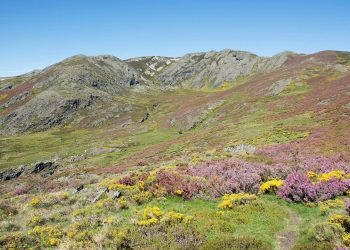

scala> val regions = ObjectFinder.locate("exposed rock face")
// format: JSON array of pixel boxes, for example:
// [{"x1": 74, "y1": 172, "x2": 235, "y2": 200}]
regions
[
  {"x1": 0, "y1": 83, "x2": 13, "y2": 93},
  {"x1": 225, "y1": 144, "x2": 256, "y2": 154},
  {"x1": 0, "y1": 165, "x2": 27, "y2": 181},
  {"x1": 0, "y1": 161, "x2": 58, "y2": 181},
  {"x1": 0, "y1": 90, "x2": 102, "y2": 134},
  {"x1": 0, "y1": 91, "x2": 31, "y2": 110},
  {"x1": 266, "y1": 78, "x2": 293, "y2": 96},
  {"x1": 32, "y1": 161, "x2": 57, "y2": 174},
  {"x1": 125, "y1": 56, "x2": 177, "y2": 81},
  {"x1": 157, "y1": 49, "x2": 289, "y2": 88},
  {"x1": 33, "y1": 55, "x2": 142, "y2": 92}
]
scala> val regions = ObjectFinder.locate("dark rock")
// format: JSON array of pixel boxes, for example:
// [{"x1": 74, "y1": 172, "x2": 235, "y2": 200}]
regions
[
  {"x1": 0, "y1": 165, "x2": 27, "y2": 181},
  {"x1": 74, "y1": 184, "x2": 84, "y2": 194},
  {"x1": 0, "y1": 91, "x2": 31, "y2": 109},
  {"x1": 0, "y1": 83, "x2": 13, "y2": 93},
  {"x1": 140, "y1": 112, "x2": 149, "y2": 123},
  {"x1": 112, "y1": 190, "x2": 122, "y2": 200},
  {"x1": 32, "y1": 161, "x2": 57, "y2": 174}
]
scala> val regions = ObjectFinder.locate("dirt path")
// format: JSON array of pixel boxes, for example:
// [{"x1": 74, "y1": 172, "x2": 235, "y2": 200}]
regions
[{"x1": 275, "y1": 209, "x2": 301, "y2": 250}]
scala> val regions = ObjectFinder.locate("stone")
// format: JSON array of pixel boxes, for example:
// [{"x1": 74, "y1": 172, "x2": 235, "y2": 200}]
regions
[
  {"x1": 140, "y1": 113, "x2": 149, "y2": 123},
  {"x1": 92, "y1": 187, "x2": 109, "y2": 203},
  {"x1": 112, "y1": 190, "x2": 122, "y2": 200},
  {"x1": 74, "y1": 184, "x2": 84, "y2": 194},
  {"x1": 0, "y1": 165, "x2": 27, "y2": 181},
  {"x1": 225, "y1": 144, "x2": 256, "y2": 154},
  {"x1": 32, "y1": 161, "x2": 57, "y2": 174}
]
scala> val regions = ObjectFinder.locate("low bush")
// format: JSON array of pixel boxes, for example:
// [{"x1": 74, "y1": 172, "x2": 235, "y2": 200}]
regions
[
  {"x1": 28, "y1": 225, "x2": 63, "y2": 247},
  {"x1": 218, "y1": 193, "x2": 257, "y2": 209},
  {"x1": 277, "y1": 172, "x2": 317, "y2": 202},
  {"x1": 200, "y1": 235, "x2": 271, "y2": 250},
  {"x1": 278, "y1": 172, "x2": 349, "y2": 203},
  {"x1": 128, "y1": 223, "x2": 203, "y2": 249},
  {"x1": 328, "y1": 214, "x2": 350, "y2": 232},
  {"x1": 260, "y1": 179, "x2": 283, "y2": 194},
  {"x1": 308, "y1": 222, "x2": 344, "y2": 243},
  {"x1": 293, "y1": 242, "x2": 336, "y2": 250}
]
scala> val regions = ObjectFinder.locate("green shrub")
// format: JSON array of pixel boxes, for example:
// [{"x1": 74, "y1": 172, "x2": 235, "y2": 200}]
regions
[
  {"x1": 308, "y1": 222, "x2": 344, "y2": 243},
  {"x1": 293, "y1": 241, "x2": 336, "y2": 250},
  {"x1": 128, "y1": 223, "x2": 203, "y2": 249},
  {"x1": 200, "y1": 235, "x2": 271, "y2": 250}
]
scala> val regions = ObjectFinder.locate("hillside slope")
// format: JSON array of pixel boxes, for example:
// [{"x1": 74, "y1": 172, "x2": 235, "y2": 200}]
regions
[{"x1": 1, "y1": 49, "x2": 350, "y2": 250}]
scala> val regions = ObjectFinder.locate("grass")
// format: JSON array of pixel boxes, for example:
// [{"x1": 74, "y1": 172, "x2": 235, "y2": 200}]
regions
[{"x1": 0, "y1": 128, "x2": 98, "y2": 169}]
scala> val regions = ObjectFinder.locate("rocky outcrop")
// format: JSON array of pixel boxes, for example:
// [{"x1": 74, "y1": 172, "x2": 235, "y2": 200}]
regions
[
  {"x1": 0, "y1": 83, "x2": 13, "y2": 93},
  {"x1": 266, "y1": 78, "x2": 293, "y2": 96},
  {"x1": 32, "y1": 161, "x2": 57, "y2": 175},
  {"x1": 0, "y1": 165, "x2": 27, "y2": 181},
  {"x1": 0, "y1": 89, "x2": 103, "y2": 135},
  {"x1": 125, "y1": 56, "x2": 177, "y2": 81},
  {"x1": 0, "y1": 91, "x2": 31, "y2": 110},
  {"x1": 0, "y1": 161, "x2": 58, "y2": 181},
  {"x1": 225, "y1": 144, "x2": 256, "y2": 154},
  {"x1": 157, "y1": 49, "x2": 289, "y2": 88}
]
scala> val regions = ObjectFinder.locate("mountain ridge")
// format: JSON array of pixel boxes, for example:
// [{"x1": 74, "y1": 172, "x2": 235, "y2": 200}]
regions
[{"x1": 0, "y1": 49, "x2": 349, "y2": 136}]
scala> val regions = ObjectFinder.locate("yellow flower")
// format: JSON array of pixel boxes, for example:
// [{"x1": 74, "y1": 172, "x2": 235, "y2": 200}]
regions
[
  {"x1": 132, "y1": 191, "x2": 152, "y2": 205},
  {"x1": 117, "y1": 196, "x2": 129, "y2": 209},
  {"x1": 318, "y1": 170, "x2": 347, "y2": 181},
  {"x1": 29, "y1": 215, "x2": 43, "y2": 226},
  {"x1": 218, "y1": 199, "x2": 232, "y2": 209},
  {"x1": 328, "y1": 214, "x2": 350, "y2": 225},
  {"x1": 161, "y1": 211, "x2": 185, "y2": 223},
  {"x1": 184, "y1": 215, "x2": 194, "y2": 223},
  {"x1": 175, "y1": 189, "x2": 183, "y2": 195},
  {"x1": 218, "y1": 193, "x2": 257, "y2": 209},
  {"x1": 343, "y1": 233, "x2": 350, "y2": 247},
  {"x1": 137, "y1": 181, "x2": 145, "y2": 191},
  {"x1": 260, "y1": 179, "x2": 283, "y2": 194},
  {"x1": 307, "y1": 171, "x2": 317, "y2": 179},
  {"x1": 143, "y1": 206, "x2": 163, "y2": 219},
  {"x1": 138, "y1": 218, "x2": 158, "y2": 226},
  {"x1": 48, "y1": 238, "x2": 60, "y2": 246},
  {"x1": 28, "y1": 197, "x2": 42, "y2": 207},
  {"x1": 103, "y1": 216, "x2": 116, "y2": 224}
]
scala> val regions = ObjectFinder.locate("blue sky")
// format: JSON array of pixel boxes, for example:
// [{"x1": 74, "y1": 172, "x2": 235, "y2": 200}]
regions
[{"x1": 0, "y1": 0, "x2": 349, "y2": 76}]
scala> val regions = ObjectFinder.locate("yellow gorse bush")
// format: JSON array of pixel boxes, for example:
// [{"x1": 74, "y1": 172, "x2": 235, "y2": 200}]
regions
[
  {"x1": 28, "y1": 225, "x2": 63, "y2": 247},
  {"x1": 117, "y1": 196, "x2": 129, "y2": 209},
  {"x1": 143, "y1": 206, "x2": 163, "y2": 219},
  {"x1": 308, "y1": 170, "x2": 349, "y2": 183},
  {"x1": 161, "y1": 211, "x2": 193, "y2": 224},
  {"x1": 138, "y1": 207, "x2": 193, "y2": 226},
  {"x1": 175, "y1": 189, "x2": 184, "y2": 195},
  {"x1": 95, "y1": 197, "x2": 113, "y2": 209},
  {"x1": 138, "y1": 217, "x2": 159, "y2": 226},
  {"x1": 218, "y1": 193, "x2": 257, "y2": 209},
  {"x1": 108, "y1": 183, "x2": 134, "y2": 191},
  {"x1": 28, "y1": 197, "x2": 42, "y2": 207},
  {"x1": 29, "y1": 215, "x2": 43, "y2": 226},
  {"x1": 318, "y1": 170, "x2": 347, "y2": 181},
  {"x1": 318, "y1": 199, "x2": 345, "y2": 209},
  {"x1": 132, "y1": 191, "x2": 152, "y2": 205},
  {"x1": 343, "y1": 233, "x2": 350, "y2": 247},
  {"x1": 260, "y1": 179, "x2": 283, "y2": 194},
  {"x1": 328, "y1": 214, "x2": 350, "y2": 229}
]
